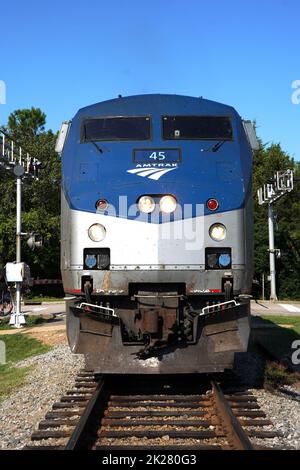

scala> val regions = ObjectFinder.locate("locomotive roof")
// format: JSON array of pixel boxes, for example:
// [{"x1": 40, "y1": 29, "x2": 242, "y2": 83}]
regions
[{"x1": 75, "y1": 94, "x2": 238, "y2": 119}]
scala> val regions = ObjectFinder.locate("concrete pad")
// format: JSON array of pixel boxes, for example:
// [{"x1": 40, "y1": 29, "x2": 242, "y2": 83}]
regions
[{"x1": 251, "y1": 300, "x2": 300, "y2": 316}]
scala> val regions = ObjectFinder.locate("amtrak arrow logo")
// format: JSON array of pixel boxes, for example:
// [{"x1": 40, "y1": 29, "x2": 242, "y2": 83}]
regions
[{"x1": 127, "y1": 166, "x2": 177, "y2": 180}]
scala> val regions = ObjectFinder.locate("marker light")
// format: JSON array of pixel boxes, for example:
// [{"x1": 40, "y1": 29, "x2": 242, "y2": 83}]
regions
[
  {"x1": 207, "y1": 198, "x2": 219, "y2": 211},
  {"x1": 219, "y1": 253, "x2": 231, "y2": 267},
  {"x1": 85, "y1": 254, "x2": 97, "y2": 269},
  {"x1": 209, "y1": 223, "x2": 226, "y2": 241},
  {"x1": 95, "y1": 199, "x2": 108, "y2": 211},
  {"x1": 88, "y1": 224, "x2": 106, "y2": 242},
  {"x1": 138, "y1": 195, "x2": 155, "y2": 214},
  {"x1": 160, "y1": 195, "x2": 177, "y2": 214}
]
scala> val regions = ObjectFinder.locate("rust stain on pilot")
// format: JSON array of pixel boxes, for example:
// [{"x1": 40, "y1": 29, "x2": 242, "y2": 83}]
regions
[
  {"x1": 142, "y1": 308, "x2": 159, "y2": 334},
  {"x1": 102, "y1": 271, "x2": 110, "y2": 292}
]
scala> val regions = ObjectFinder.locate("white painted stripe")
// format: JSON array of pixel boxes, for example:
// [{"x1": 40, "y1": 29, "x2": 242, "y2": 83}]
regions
[
  {"x1": 127, "y1": 168, "x2": 157, "y2": 176},
  {"x1": 31, "y1": 307, "x2": 48, "y2": 312},
  {"x1": 279, "y1": 304, "x2": 300, "y2": 313},
  {"x1": 135, "y1": 168, "x2": 162, "y2": 177},
  {"x1": 148, "y1": 168, "x2": 177, "y2": 180},
  {"x1": 126, "y1": 168, "x2": 145, "y2": 174},
  {"x1": 126, "y1": 167, "x2": 177, "y2": 180}
]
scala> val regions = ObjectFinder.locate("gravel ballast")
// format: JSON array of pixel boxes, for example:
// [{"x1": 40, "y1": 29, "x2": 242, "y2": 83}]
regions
[
  {"x1": 250, "y1": 386, "x2": 300, "y2": 450},
  {"x1": 0, "y1": 345, "x2": 84, "y2": 450}
]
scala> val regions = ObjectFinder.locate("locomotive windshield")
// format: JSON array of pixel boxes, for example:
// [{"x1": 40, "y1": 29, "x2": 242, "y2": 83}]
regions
[
  {"x1": 162, "y1": 116, "x2": 233, "y2": 140},
  {"x1": 81, "y1": 116, "x2": 151, "y2": 141}
]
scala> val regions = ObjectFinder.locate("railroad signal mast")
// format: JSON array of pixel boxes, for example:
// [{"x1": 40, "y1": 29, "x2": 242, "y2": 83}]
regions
[
  {"x1": 257, "y1": 169, "x2": 294, "y2": 301},
  {"x1": 0, "y1": 130, "x2": 43, "y2": 327}
]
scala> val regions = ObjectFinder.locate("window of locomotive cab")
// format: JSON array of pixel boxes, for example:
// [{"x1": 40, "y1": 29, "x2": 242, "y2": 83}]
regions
[
  {"x1": 162, "y1": 116, "x2": 233, "y2": 140},
  {"x1": 81, "y1": 116, "x2": 151, "y2": 142}
]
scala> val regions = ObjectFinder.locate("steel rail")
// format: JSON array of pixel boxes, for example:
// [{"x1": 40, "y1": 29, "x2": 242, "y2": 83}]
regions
[
  {"x1": 65, "y1": 376, "x2": 106, "y2": 450},
  {"x1": 211, "y1": 380, "x2": 254, "y2": 450}
]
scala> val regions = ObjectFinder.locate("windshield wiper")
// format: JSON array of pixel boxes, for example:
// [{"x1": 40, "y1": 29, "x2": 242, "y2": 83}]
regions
[
  {"x1": 211, "y1": 140, "x2": 226, "y2": 152},
  {"x1": 202, "y1": 140, "x2": 227, "y2": 153},
  {"x1": 90, "y1": 140, "x2": 103, "y2": 153}
]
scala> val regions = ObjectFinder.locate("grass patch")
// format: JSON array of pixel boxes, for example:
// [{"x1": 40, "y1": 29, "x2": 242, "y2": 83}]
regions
[
  {"x1": 252, "y1": 315, "x2": 300, "y2": 390},
  {"x1": 1, "y1": 333, "x2": 51, "y2": 363},
  {"x1": 0, "y1": 334, "x2": 52, "y2": 402},
  {"x1": 264, "y1": 362, "x2": 298, "y2": 391},
  {"x1": 0, "y1": 315, "x2": 50, "y2": 330},
  {"x1": 24, "y1": 296, "x2": 64, "y2": 302},
  {"x1": 253, "y1": 315, "x2": 300, "y2": 361},
  {"x1": 0, "y1": 364, "x2": 34, "y2": 400},
  {"x1": 0, "y1": 318, "x2": 12, "y2": 330},
  {"x1": 259, "y1": 315, "x2": 300, "y2": 335}
]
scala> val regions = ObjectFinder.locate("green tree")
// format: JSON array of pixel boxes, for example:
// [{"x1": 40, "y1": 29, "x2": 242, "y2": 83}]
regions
[{"x1": 7, "y1": 108, "x2": 46, "y2": 141}]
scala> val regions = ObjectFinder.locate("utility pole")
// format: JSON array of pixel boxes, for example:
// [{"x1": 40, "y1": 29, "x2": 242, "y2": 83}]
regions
[{"x1": 258, "y1": 170, "x2": 294, "y2": 301}]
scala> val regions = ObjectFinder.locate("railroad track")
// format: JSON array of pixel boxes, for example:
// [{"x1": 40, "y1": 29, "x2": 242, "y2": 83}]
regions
[{"x1": 24, "y1": 371, "x2": 280, "y2": 450}]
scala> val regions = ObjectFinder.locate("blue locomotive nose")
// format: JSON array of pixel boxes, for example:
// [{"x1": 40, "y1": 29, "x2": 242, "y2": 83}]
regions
[{"x1": 59, "y1": 93, "x2": 254, "y2": 375}]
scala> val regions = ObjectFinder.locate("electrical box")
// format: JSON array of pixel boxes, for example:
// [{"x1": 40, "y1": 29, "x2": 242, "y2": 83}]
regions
[{"x1": 5, "y1": 262, "x2": 25, "y2": 282}]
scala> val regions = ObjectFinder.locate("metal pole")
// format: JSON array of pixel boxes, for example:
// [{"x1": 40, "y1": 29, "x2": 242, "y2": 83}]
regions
[
  {"x1": 262, "y1": 273, "x2": 265, "y2": 301},
  {"x1": 16, "y1": 177, "x2": 21, "y2": 263},
  {"x1": 11, "y1": 176, "x2": 26, "y2": 327},
  {"x1": 268, "y1": 203, "x2": 277, "y2": 301}
]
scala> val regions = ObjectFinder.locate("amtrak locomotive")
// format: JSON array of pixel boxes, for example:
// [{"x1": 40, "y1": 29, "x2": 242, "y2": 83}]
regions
[{"x1": 56, "y1": 94, "x2": 258, "y2": 374}]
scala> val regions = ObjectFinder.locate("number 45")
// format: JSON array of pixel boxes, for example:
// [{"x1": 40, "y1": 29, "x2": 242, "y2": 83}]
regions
[{"x1": 149, "y1": 151, "x2": 165, "y2": 160}]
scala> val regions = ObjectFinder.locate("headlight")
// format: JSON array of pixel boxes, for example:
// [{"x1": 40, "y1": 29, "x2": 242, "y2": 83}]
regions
[
  {"x1": 209, "y1": 223, "x2": 226, "y2": 241},
  {"x1": 160, "y1": 195, "x2": 177, "y2": 213},
  {"x1": 138, "y1": 195, "x2": 155, "y2": 214},
  {"x1": 88, "y1": 223, "x2": 106, "y2": 242}
]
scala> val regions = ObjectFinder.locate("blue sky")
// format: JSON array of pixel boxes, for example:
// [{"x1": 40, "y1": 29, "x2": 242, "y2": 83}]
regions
[{"x1": 0, "y1": 0, "x2": 299, "y2": 159}]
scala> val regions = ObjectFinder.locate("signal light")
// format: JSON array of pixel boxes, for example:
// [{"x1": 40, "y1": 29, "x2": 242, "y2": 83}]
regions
[
  {"x1": 27, "y1": 233, "x2": 43, "y2": 250},
  {"x1": 207, "y1": 198, "x2": 219, "y2": 211}
]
